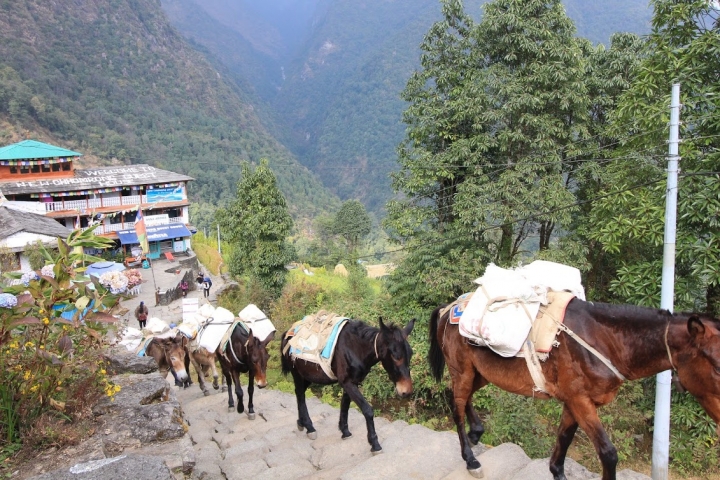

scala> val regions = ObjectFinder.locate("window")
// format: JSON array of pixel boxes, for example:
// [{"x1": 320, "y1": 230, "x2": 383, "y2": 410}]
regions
[
  {"x1": 51, "y1": 164, "x2": 60, "y2": 172},
  {"x1": 61, "y1": 163, "x2": 70, "y2": 171},
  {"x1": 9, "y1": 166, "x2": 17, "y2": 174},
  {"x1": 20, "y1": 167, "x2": 29, "y2": 174},
  {"x1": 31, "y1": 165, "x2": 40, "y2": 173},
  {"x1": 41, "y1": 165, "x2": 50, "y2": 173}
]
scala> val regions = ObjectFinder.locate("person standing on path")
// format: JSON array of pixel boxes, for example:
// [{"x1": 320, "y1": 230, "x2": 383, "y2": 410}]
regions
[
  {"x1": 196, "y1": 271, "x2": 204, "y2": 286},
  {"x1": 202, "y1": 275, "x2": 212, "y2": 298},
  {"x1": 135, "y1": 301, "x2": 149, "y2": 329}
]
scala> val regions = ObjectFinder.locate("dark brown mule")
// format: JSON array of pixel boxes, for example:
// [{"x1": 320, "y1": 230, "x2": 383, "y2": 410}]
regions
[
  {"x1": 145, "y1": 332, "x2": 189, "y2": 385},
  {"x1": 429, "y1": 298, "x2": 720, "y2": 480},
  {"x1": 280, "y1": 318, "x2": 415, "y2": 454},
  {"x1": 215, "y1": 324, "x2": 272, "y2": 418}
]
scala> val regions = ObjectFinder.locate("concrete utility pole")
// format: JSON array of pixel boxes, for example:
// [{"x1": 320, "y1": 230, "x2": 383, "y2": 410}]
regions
[{"x1": 652, "y1": 82, "x2": 681, "y2": 480}]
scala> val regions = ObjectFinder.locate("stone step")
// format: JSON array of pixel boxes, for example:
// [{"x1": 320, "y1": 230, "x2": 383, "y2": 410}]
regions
[{"x1": 172, "y1": 382, "x2": 651, "y2": 480}]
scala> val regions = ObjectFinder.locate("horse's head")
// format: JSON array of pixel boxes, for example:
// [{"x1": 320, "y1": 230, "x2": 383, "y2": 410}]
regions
[
  {"x1": 246, "y1": 328, "x2": 271, "y2": 388},
  {"x1": 377, "y1": 318, "x2": 415, "y2": 398},
  {"x1": 158, "y1": 333, "x2": 188, "y2": 383},
  {"x1": 676, "y1": 315, "x2": 720, "y2": 429}
]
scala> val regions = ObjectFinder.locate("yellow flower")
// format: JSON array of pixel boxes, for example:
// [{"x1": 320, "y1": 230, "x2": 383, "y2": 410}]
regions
[
  {"x1": 39, "y1": 309, "x2": 45, "y2": 314},
  {"x1": 42, "y1": 317, "x2": 49, "y2": 325},
  {"x1": 39, "y1": 345, "x2": 44, "y2": 350},
  {"x1": 23, "y1": 371, "x2": 31, "y2": 380},
  {"x1": 57, "y1": 380, "x2": 62, "y2": 386},
  {"x1": 62, "y1": 325, "x2": 67, "y2": 331},
  {"x1": 24, "y1": 341, "x2": 34, "y2": 348},
  {"x1": 113, "y1": 385, "x2": 121, "y2": 393},
  {"x1": 100, "y1": 369, "x2": 107, "y2": 375},
  {"x1": 30, "y1": 384, "x2": 38, "y2": 392}
]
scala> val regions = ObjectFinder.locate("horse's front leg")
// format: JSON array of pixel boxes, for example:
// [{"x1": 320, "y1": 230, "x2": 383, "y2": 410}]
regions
[
  {"x1": 566, "y1": 399, "x2": 617, "y2": 480},
  {"x1": 221, "y1": 363, "x2": 234, "y2": 409},
  {"x1": 231, "y1": 368, "x2": 244, "y2": 414},
  {"x1": 246, "y1": 371, "x2": 256, "y2": 420},
  {"x1": 340, "y1": 382, "x2": 381, "y2": 454},
  {"x1": 338, "y1": 391, "x2": 352, "y2": 439},
  {"x1": 549, "y1": 405, "x2": 579, "y2": 480}
]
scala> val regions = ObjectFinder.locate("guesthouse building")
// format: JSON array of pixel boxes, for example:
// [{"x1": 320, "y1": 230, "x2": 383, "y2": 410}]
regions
[{"x1": 0, "y1": 140, "x2": 195, "y2": 260}]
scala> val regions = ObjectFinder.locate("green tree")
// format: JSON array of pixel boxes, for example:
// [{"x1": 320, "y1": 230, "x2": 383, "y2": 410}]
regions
[
  {"x1": 386, "y1": 0, "x2": 591, "y2": 305},
  {"x1": 216, "y1": 160, "x2": 295, "y2": 298},
  {"x1": 332, "y1": 200, "x2": 372, "y2": 254},
  {"x1": 588, "y1": 0, "x2": 720, "y2": 314}
]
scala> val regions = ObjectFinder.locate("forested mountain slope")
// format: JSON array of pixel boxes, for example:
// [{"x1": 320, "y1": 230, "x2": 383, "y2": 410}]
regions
[
  {"x1": 0, "y1": 0, "x2": 340, "y2": 228},
  {"x1": 163, "y1": 0, "x2": 652, "y2": 214}
]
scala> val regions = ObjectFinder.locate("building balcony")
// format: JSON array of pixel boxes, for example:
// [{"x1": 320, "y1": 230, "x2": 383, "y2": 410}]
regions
[
  {"x1": 43, "y1": 194, "x2": 185, "y2": 213},
  {"x1": 81, "y1": 216, "x2": 187, "y2": 236}
]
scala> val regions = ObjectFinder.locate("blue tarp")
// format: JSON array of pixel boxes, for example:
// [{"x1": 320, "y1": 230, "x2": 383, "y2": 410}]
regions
[{"x1": 117, "y1": 223, "x2": 192, "y2": 245}]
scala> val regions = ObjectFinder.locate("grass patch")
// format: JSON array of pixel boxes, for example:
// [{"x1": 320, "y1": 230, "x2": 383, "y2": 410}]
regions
[{"x1": 192, "y1": 231, "x2": 226, "y2": 275}]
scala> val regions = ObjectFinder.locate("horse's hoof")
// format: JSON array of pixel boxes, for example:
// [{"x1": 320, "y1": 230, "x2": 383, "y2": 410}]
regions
[
  {"x1": 247, "y1": 412, "x2": 256, "y2": 420},
  {"x1": 371, "y1": 448, "x2": 383, "y2": 456},
  {"x1": 213, "y1": 384, "x2": 219, "y2": 390},
  {"x1": 203, "y1": 390, "x2": 210, "y2": 397},
  {"x1": 307, "y1": 431, "x2": 317, "y2": 440},
  {"x1": 297, "y1": 422, "x2": 304, "y2": 432},
  {"x1": 468, "y1": 467, "x2": 484, "y2": 478},
  {"x1": 342, "y1": 433, "x2": 352, "y2": 440}
]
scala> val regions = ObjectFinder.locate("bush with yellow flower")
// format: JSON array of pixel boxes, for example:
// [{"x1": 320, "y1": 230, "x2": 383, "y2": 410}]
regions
[{"x1": 0, "y1": 226, "x2": 123, "y2": 459}]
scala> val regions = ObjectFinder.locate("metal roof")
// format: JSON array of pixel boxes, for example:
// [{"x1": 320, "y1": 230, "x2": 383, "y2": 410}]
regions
[
  {"x1": 0, "y1": 140, "x2": 82, "y2": 160},
  {"x1": 0, "y1": 164, "x2": 194, "y2": 196},
  {"x1": 117, "y1": 223, "x2": 192, "y2": 244}
]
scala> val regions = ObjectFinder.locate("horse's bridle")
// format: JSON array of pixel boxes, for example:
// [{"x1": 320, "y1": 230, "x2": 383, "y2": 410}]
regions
[
  {"x1": 373, "y1": 333, "x2": 380, "y2": 359},
  {"x1": 664, "y1": 320, "x2": 677, "y2": 372}
]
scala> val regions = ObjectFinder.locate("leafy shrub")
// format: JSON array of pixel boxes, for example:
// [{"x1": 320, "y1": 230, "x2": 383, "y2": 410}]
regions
[{"x1": 0, "y1": 227, "x2": 122, "y2": 460}]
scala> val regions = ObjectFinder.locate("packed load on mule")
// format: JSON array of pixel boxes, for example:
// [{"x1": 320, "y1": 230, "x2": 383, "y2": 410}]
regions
[
  {"x1": 429, "y1": 260, "x2": 720, "y2": 480},
  {"x1": 280, "y1": 310, "x2": 415, "y2": 454},
  {"x1": 118, "y1": 316, "x2": 189, "y2": 386}
]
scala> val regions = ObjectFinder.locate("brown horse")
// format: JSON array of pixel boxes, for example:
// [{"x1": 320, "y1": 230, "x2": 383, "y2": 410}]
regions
[
  {"x1": 215, "y1": 324, "x2": 272, "y2": 418},
  {"x1": 429, "y1": 298, "x2": 720, "y2": 480},
  {"x1": 145, "y1": 332, "x2": 189, "y2": 385},
  {"x1": 280, "y1": 318, "x2": 415, "y2": 454},
  {"x1": 186, "y1": 345, "x2": 221, "y2": 396}
]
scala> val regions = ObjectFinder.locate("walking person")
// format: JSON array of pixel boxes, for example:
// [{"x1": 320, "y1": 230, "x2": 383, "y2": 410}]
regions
[
  {"x1": 202, "y1": 275, "x2": 212, "y2": 299},
  {"x1": 180, "y1": 280, "x2": 189, "y2": 297},
  {"x1": 196, "y1": 271, "x2": 204, "y2": 286},
  {"x1": 135, "y1": 301, "x2": 149, "y2": 329}
]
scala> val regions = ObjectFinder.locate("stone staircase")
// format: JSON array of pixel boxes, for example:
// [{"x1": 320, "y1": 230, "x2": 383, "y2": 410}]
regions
[{"x1": 175, "y1": 384, "x2": 651, "y2": 480}]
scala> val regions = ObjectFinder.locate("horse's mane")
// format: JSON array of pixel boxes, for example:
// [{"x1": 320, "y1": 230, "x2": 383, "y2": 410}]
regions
[
  {"x1": 346, "y1": 319, "x2": 380, "y2": 342},
  {"x1": 588, "y1": 301, "x2": 693, "y2": 328}
]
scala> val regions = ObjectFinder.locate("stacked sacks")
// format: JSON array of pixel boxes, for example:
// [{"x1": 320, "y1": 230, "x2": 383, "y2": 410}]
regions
[{"x1": 238, "y1": 304, "x2": 276, "y2": 342}]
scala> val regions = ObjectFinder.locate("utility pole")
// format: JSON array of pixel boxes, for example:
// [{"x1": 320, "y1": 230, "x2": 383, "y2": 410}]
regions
[{"x1": 652, "y1": 82, "x2": 680, "y2": 480}]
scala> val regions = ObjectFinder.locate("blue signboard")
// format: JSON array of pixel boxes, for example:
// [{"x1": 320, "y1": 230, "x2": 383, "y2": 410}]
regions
[{"x1": 146, "y1": 185, "x2": 184, "y2": 203}]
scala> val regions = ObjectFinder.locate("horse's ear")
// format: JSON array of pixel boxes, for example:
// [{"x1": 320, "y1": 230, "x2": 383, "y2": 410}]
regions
[
  {"x1": 688, "y1": 316, "x2": 706, "y2": 340},
  {"x1": 403, "y1": 318, "x2": 416, "y2": 338},
  {"x1": 261, "y1": 331, "x2": 275, "y2": 347},
  {"x1": 379, "y1": 317, "x2": 388, "y2": 331}
]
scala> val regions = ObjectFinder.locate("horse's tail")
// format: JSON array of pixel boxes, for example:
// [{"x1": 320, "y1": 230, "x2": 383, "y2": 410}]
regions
[
  {"x1": 428, "y1": 305, "x2": 446, "y2": 382},
  {"x1": 280, "y1": 331, "x2": 292, "y2": 376}
]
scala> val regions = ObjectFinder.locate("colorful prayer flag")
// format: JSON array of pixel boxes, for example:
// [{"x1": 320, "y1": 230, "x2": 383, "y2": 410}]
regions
[{"x1": 134, "y1": 206, "x2": 149, "y2": 254}]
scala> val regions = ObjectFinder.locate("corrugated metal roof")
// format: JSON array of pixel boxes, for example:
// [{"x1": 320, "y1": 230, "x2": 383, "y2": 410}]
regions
[
  {"x1": 0, "y1": 140, "x2": 82, "y2": 160},
  {"x1": 0, "y1": 164, "x2": 194, "y2": 196}
]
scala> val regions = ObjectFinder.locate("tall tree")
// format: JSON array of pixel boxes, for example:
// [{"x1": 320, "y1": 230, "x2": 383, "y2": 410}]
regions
[
  {"x1": 588, "y1": 0, "x2": 720, "y2": 314},
  {"x1": 386, "y1": 0, "x2": 592, "y2": 306},
  {"x1": 332, "y1": 200, "x2": 372, "y2": 254},
  {"x1": 216, "y1": 160, "x2": 295, "y2": 298}
]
